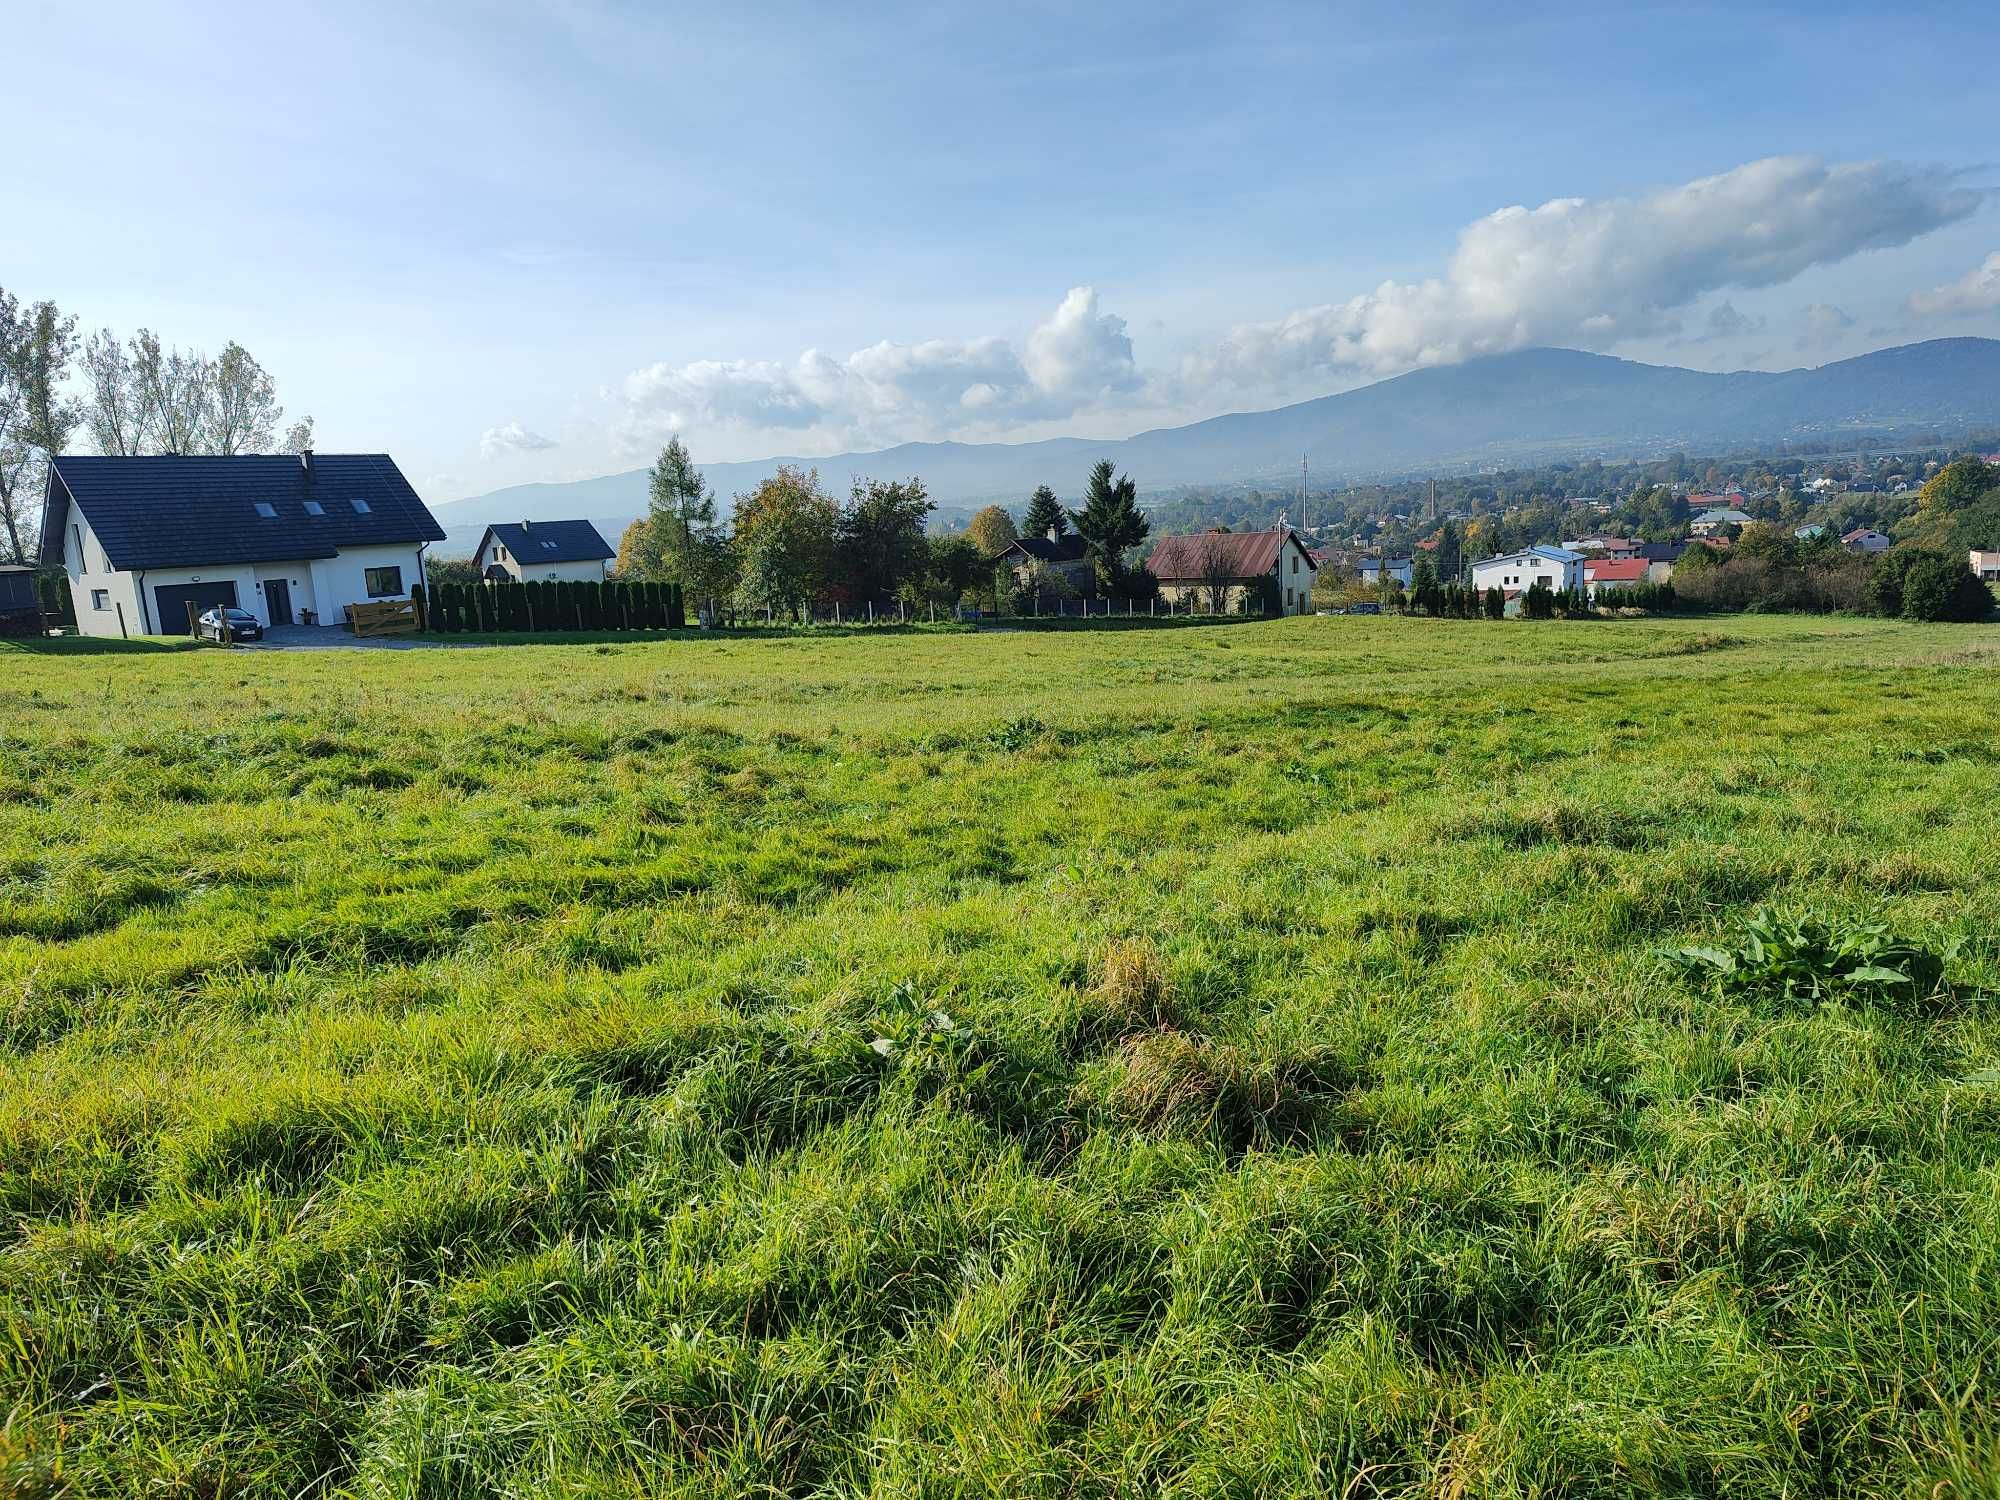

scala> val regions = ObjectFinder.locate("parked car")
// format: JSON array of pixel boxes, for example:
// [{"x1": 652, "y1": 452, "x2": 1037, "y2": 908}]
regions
[
  {"x1": 1347, "y1": 601, "x2": 1382, "y2": 615},
  {"x1": 196, "y1": 606, "x2": 264, "y2": 643}
]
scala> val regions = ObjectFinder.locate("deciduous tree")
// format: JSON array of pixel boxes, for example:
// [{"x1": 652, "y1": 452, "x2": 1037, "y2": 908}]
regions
[
  {"x1": 0, "y1": 291, "x2": 80, "y2": 562},
  {"x1": 840, "y1": 477, "x2": 933, "y2": 605},
  {"x1": 967, "y1": 503, "x2": 1017, "y2": 557},
  {"x1": 208, "y1": 341, "x2": 285, "y2": 454},
  {"x1": 732, "y1": 466, "x2": 838, "y2": 619}
]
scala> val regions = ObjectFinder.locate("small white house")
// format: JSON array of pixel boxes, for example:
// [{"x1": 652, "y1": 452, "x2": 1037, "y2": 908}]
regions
[
  {"x1": 40, "y1": 452, "x2": 444, "y2": 636},
  {"x1": 1355, "y1": 556, "x2": 1414, "y2": 587},
  {"x1": 476, "y1": 520, "x2": 615, "y2": 583},
  {"x1": 1973, "y1": 549, "x2": 2000, "y2": 583},
  {"x1": 1842, "y1": 528, "x2": 1892, "y2": 554},
  {"x1": 1470, "y1": 545, "x2": 1586, "y2": 597}
]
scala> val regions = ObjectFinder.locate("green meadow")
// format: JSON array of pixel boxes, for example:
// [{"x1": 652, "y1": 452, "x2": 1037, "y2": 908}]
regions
[{"x1": 3, "y1": 614, "x2": 2000, "y2": 1498}]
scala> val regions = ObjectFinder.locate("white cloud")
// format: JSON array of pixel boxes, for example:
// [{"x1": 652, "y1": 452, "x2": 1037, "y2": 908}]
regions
[
  {"x1": 1796, "y1": 302, "x2": 1856, "y2": 350},
  {"x1": 1182, "y1": 156, "x2": 1979, "y2": 393},
  {"x1": 480, "y1": 421, "x2": 559, "y2": 458},
  {"x1": 615, "y1": 286, "x2": 1140, "y2": 449},
  {"x1": 600, "y1": 157, "x2": 1978, "y2": 453},
  {"x1": 1908, "y1": 251, "x2": 2000, "y2": 318}
]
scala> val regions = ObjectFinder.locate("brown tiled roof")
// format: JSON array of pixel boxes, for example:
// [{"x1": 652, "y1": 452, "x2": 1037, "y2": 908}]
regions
[{"x1": 1147, "y1": 528, "x2": 1314, "y2": 582}]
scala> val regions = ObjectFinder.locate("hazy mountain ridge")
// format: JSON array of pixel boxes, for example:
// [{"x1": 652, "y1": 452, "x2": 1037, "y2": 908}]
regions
[{"x1": 432, "y1": 338, "x2": 2000, "y2": 552}]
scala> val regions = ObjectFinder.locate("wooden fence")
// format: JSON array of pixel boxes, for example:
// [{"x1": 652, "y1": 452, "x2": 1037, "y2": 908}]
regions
[{"x1": 346, "y1": 600, "x2": 422, "y2": 638}]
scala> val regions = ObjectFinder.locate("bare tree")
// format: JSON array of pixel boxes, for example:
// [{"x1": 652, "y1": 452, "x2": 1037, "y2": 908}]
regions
[
  {"x1": 209, "y1": 341, "x2": 284, "y2": 454},
  {"x1": 82, "y1": 329, "x2": 148, "y2": 456},
  {"x1": 1194, "y1": 531, "x2": 1238, "y2": 614},
  {"x1": 131, "y1": 329, "x2": 211, "y2": 454}
]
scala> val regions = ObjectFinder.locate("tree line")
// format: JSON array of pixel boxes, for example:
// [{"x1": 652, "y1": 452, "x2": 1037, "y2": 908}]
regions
[
  {"x1": 613, "y1": 441, "x2": 1155, "y2": 621},
  {"x1": 0, "y1": 283, "x2": 311, "y2": 563}
]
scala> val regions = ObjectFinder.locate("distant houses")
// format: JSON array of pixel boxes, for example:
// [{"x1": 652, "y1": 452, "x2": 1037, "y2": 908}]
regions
[
  {"x1": 1147, "y1": 528, "x2": 1318, "y2": 616},
  {"x1": 1470, "y1": 545, "x2": 1585, "y2": 597},
  {"x1": 1973, "y1": 549, "x2": 2000, "y2": 584},
  {"x1": 477, "y1": 520, "x2": 614, "y2": 583},
  {"x1": 1841, "y1": 528, "x2": 1892, "y2": 554}
]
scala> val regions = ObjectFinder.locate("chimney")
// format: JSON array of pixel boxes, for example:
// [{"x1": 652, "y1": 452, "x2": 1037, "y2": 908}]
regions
[
  {"x1": 299, "y1": 449, "x2": 314, "y2": 478},
  {"x1": 522, "y1": 517, "x2": 532, "y2": 529},
  {"x1": 1047, "y1": 525, "x2": 1060, "y2": 543}
]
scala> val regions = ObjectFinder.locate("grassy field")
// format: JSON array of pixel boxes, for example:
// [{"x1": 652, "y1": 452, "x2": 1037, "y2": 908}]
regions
[{"x1": 3, "y1": 614, "x2": 2000, "y2": 1498}]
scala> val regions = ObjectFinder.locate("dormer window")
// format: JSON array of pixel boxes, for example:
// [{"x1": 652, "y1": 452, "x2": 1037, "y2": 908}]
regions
[
  {"x1": 254, "y1": 502, "x2": 277, "y2": 518},
  {"x1": 303, "y1": 499, "x2": 324, "y2": 516}
]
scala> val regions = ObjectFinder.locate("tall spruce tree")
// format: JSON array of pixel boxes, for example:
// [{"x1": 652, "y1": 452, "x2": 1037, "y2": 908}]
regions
[
  {"x1": 1067, "y1": 461, "x2": 1148, "y2": 579},
  {"x1": 1022, "y1": 485, "x2": 1067, "y2": 540}
]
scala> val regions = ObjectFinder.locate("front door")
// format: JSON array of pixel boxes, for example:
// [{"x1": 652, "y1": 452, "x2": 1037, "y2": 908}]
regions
[{"x1": 264, "y1": 578, "x2": 292, "y2": 626}]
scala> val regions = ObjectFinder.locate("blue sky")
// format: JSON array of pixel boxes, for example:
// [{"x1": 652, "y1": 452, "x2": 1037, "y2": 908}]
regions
[{"x1": 14, "y1": 0, "x2": 1998, "y2": 499}]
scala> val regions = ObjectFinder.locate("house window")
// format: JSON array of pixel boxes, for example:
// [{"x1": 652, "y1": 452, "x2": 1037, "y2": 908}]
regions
[
  {"x1": 91, "y1": 589, "x2": 109, "y2": 610},
  {"x1": 364, "y1": 566, "x2": 403, "y2": 597},
  {"x1": 304, "y1": 499, "x2": 324, "y2": 516},
  {"x1": 352, "y1": 499, "x2": 372, "y2": 514},
  {"x1": 255, "y1": 502, "x2": 277, "y2": 518}
]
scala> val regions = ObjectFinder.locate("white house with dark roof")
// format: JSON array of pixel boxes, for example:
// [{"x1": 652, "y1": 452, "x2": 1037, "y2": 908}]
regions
[
  {"x1": 40, "y1": 452, "x2": 444, "y2": 637},
  {"x1": 476, "y1": 519, "x2": 615, "y2": 583}
]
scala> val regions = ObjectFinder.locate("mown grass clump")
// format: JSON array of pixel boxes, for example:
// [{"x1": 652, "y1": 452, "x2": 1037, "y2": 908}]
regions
[{"x1": 2, "y1": 613, "x2": 1999, "y2": 1495}]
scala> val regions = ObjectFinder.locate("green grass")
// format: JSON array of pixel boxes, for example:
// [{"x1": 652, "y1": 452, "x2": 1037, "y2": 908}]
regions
[{"x1": 3, "y1": 614, "x2": 2000, "y2": 1497}]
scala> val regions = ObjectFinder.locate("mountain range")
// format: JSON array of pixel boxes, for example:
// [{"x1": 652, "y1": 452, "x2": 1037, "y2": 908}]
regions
[{"x1": 430, "y1": 337, "x2": 2000, "y2": 553}]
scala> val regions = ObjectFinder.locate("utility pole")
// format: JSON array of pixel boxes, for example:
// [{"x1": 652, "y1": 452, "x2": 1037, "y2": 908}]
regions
[{"x1": 1299, "y1": 453, "x2": 1310, "y2": 538}]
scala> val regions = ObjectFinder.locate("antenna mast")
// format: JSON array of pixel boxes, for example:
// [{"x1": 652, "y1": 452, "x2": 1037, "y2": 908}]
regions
[{"x1": 1299, "y1": 453, "x2": 1309, "y2": 537}]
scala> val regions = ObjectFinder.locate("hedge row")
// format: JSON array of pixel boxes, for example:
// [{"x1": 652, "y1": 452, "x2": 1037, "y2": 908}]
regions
[{"x1": 417, "y1": 579, "x2": 685, "y2": 634}]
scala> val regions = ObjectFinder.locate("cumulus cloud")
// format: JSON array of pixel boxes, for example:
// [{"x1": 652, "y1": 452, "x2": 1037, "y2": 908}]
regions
[
  {"x1": 481, "y1": 421, "x2": 559, "y2": 458},
  {"x1": 1796, "y1": 302, "x2": 1856, "y2": 350},
  {"x1": 1908, "y1": 251, "x2": 2000, "y2": 318},
  {"x1": 616, "y1": 287, "x2": 1140, "y2": 448},
  {"x1": 1182, "y1": 156, "x2": 1979, "y2": 393}
]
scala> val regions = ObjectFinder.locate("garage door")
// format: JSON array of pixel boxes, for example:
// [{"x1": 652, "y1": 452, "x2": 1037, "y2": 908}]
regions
[{"x1": 154, "y1": 582, "x2": 239, "y2": 635}]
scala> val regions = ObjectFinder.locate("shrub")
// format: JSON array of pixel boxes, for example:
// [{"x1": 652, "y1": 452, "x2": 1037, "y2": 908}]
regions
[
  {"x1": 1899, "y1": 553, "x2": 1991, "y2": 622},
  {"x1": 1661, "y1": 907, "x2": 1953, "y2": 1012},
  {"x1": 1867, "y1": 549, "x2": 1923, "y2": 618},
  {"x1": 1483, "y1": 585, "x2": 1504, "y2": 620},
  {"x1": 1522, "y1": 581, "x2": 1555, "y2": 620}
]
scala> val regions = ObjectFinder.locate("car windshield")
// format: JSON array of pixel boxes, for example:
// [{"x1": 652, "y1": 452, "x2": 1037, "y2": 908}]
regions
[{"x1": 224, "y1": 608, "x2": 256, "y2": 620}]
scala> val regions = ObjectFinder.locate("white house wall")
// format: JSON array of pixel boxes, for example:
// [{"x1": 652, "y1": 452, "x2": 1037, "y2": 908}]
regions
[
  {"x1": 308, "y1": 544, "x2": 425, "y2": 627},
  {"x1": 483, "y1": 536, "x2": 605, "y2": 583},
  {"x1": 1471, "y1": 555, "x2": 1585, "y2": 594},
  {"x1": 60, "y1": 507, "x2": 142, "y2": 638}
]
